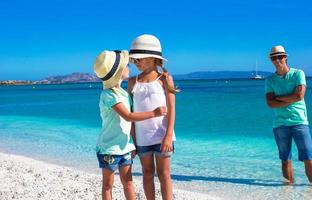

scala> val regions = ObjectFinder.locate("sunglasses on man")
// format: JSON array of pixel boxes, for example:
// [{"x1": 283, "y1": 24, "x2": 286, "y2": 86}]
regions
[{"x1": 270, "y1": 55, "x2": 286, "y2": 61}]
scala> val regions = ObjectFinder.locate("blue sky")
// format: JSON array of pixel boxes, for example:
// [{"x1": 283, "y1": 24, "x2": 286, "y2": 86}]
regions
[{"x1": 0, "y1": 0, "x2": 312, "y2": 80}]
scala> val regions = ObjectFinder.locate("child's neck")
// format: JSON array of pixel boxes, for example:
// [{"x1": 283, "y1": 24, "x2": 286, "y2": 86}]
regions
[
  {"x1": 139, "y1": 69, "x2": 160, "y2": 82},
  {"x1": 141, "y1": 67, "x2": 157, "y2": 75},
  {"x1": 110, "y1": 80, "x2": 123, "y2": 88}
]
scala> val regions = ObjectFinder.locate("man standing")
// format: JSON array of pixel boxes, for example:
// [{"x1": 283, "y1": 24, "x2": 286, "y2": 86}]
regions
[{"x1": 265, "y1": 45, "x2": 312, "y2": 184}]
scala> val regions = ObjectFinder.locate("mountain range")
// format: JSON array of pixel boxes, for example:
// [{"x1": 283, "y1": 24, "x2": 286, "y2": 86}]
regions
[
  {"x1": 34, "y1": 73, "x2": 100, "y2": 84},
  {"x1": 3, "y1": 71, "x2": 273, "y2": 85},
  {"x1": 173, "y1": 71, "x2": 271, "y2": 80}
]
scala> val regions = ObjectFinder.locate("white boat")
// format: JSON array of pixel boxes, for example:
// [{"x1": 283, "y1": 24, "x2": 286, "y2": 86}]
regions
[
  {"x1": 251, "y1": 74, "x2": 264, "y2": 80},
  {"x1": 251, "y1": 60, "x2": 264, "y2": 80}
]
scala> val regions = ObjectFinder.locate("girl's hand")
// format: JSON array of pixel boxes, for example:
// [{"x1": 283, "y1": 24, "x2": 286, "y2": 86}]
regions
[
  {"x1": 131, "y1": 150, "x2": 137, "y2": 159},
  {"x1": 154, "y1": 106, "x2": 167, "y2": 116},
  {"x1": 161, "y1": 136, "x2": 173, "y2": 152}
]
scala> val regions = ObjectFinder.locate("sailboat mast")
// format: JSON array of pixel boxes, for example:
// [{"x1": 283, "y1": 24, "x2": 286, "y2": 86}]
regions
[{"x1": 255, "y1": 60, "x2": 258, "y2": 75}]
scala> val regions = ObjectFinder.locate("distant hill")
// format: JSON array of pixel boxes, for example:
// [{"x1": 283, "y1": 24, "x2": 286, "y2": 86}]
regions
[
  {"x1": 34, "y1": 71, "x2": 273, "y2": 84},
  {"x1": 173, "y1": 71, "x2": 272, "y2": 80},
  {"x1": 34, "y1": 73, "x2": 100, "y2": 84},
  {"x1": 2, "y1": 71, "x2": 276, "y2": 85}
]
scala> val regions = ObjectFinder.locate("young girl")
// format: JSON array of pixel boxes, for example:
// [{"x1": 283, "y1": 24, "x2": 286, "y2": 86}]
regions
[
  {"x1": 128, "y1": 34, "x2": 177, "y2": 200},
  {"x1": 93, "y1": 50, "x2": 167, "y2": 200}
]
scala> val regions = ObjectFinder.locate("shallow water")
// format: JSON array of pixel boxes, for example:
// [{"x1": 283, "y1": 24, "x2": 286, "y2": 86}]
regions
[{"x1": 1, "y1": 79, "x2": 312, "y2": 198}]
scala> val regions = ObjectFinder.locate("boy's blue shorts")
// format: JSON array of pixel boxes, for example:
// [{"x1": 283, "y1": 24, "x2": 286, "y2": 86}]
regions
[
  {"x1": 273, "y1": 124, "x2": 312, "y2": 161},
  {"x1": 96, "y1": 152, "x2": 132, "y2": 172},
  {"x1": 136, "y1": 143, "x2": 174, "y2": 157}
]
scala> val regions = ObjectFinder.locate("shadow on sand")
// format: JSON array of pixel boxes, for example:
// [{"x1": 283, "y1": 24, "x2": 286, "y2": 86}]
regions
[{"x1": 129, "y1": 172, "x2": 309, "y2": 187}]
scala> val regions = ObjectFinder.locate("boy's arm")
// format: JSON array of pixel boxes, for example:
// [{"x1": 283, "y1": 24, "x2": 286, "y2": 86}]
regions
[
  {"x1": 128, "y1": 77, "x2": 137, "y2": 158},
  {"x1": 113, "y1": 77, "x2": 167, "y2": 121},
  {"x1": 161, "y1": 75, "x2": 175, "y2": 152},
  {"x1": 112, "y1": 102, "x2": 166, "y2": 122}
]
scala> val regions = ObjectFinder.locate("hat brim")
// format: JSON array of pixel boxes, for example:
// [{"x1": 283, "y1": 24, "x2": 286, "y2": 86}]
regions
[
  {"x1": 269, "y1": 53, "x2": 288, "y2": 58},
  {"x1": 129, "y1": 53, "x2": 168, "y2": 62},
  {"x1": 103, "y1": 51, "x2": 128, "y2": 89}
]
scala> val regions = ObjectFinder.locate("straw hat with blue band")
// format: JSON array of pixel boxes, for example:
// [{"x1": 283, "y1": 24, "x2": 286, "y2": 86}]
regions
[
  {"x1": 93, "y1": 50, "x2": 129, "y2": 89},
  {"x1": 129, "y1": 34, "x2": 168, "y2": 62},
  {"x1": 269, "y1": 45, "x2": 288, "y2": 58}
]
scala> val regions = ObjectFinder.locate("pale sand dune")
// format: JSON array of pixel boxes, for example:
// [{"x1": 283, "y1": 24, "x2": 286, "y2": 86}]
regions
[{"x1": 0, "y1": 152, "x2": 217, "y2": 200}]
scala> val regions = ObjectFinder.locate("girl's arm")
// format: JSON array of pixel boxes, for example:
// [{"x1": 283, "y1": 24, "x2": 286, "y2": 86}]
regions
[
  {"x1": 127, "y1": 77, "x2": 136, "y2": 99},
  {"x1": 128, "y1": 77, "x2": 137, "y2": 158},
  {"x1": 130, "y1": 122, "x2": 137, "y2": 158},
  {"x1": 161, "y1": 74, "x2": 175, "y2": 152}
]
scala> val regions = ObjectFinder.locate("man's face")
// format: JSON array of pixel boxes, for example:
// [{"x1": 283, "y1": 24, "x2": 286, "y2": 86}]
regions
[{"x1": 270, "y1": 55, "x2": 287, "y2": 70}]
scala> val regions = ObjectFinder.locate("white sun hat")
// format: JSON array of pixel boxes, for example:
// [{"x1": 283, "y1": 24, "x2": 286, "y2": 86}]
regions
[
  {"x1": 93, "y1": 50, "x2": 129, "y2": 89},
  {"x1": 129, "y1": 34, "x2": 168, "y2": 62},
  {"x1": 269, "y1": 45, "x2": 288, "y2": 57}
]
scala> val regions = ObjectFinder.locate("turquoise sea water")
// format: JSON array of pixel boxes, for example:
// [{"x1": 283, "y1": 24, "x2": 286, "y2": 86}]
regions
[{"x1": 1, "y1": 79, "x2": 312, "y2": 196}]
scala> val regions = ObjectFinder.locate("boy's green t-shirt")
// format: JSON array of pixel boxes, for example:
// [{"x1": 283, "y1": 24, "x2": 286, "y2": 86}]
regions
[
  {"x1": 265, "y1": 68, "x2": 308, "y2": 128},
  {"x1": 96, "y1": 87, "x2": 135, "y2": 155}
]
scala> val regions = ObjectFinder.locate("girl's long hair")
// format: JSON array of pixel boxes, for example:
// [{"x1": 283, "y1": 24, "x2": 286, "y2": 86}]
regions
[{"x1": 155, "y1": 59, "x2": 181, "y2": 94}]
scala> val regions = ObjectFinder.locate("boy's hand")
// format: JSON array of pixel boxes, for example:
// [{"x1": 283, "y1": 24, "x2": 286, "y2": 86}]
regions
[
  {"x1": 154, "y1": 106, "x2": 167, "y2": 116},
  {"x1": 131, "y1": 150, "x2": 137, "y2": 159}
]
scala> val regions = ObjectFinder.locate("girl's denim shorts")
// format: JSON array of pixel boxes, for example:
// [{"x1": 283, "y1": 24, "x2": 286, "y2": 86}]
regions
[{"x1": 136, "y1": 143, "x2": 174, "y2": 157}]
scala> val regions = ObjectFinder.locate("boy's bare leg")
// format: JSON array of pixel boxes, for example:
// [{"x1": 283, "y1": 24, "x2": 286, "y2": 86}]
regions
[
  {"x1": 119, "y1": 165, "x2": 136, "y2": 200},
  {"x1": 102, "y1": 169, "x2": 114, "y2": 200}
]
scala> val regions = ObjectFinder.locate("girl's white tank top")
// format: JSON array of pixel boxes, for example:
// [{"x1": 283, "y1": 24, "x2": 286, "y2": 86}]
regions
[{"x1": 132, "y1": 75, "x2": 176, "y2": 146}]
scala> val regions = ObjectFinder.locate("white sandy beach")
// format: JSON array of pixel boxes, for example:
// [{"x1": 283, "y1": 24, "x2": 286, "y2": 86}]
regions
[{"x1": 0, "y1": 152, "x2": 216, "y2": 200}]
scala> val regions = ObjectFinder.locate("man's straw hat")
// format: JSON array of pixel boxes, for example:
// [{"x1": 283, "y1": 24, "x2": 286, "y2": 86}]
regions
[{"x1": 270, "y1": 45, "x2": 288, "y2": 57}]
